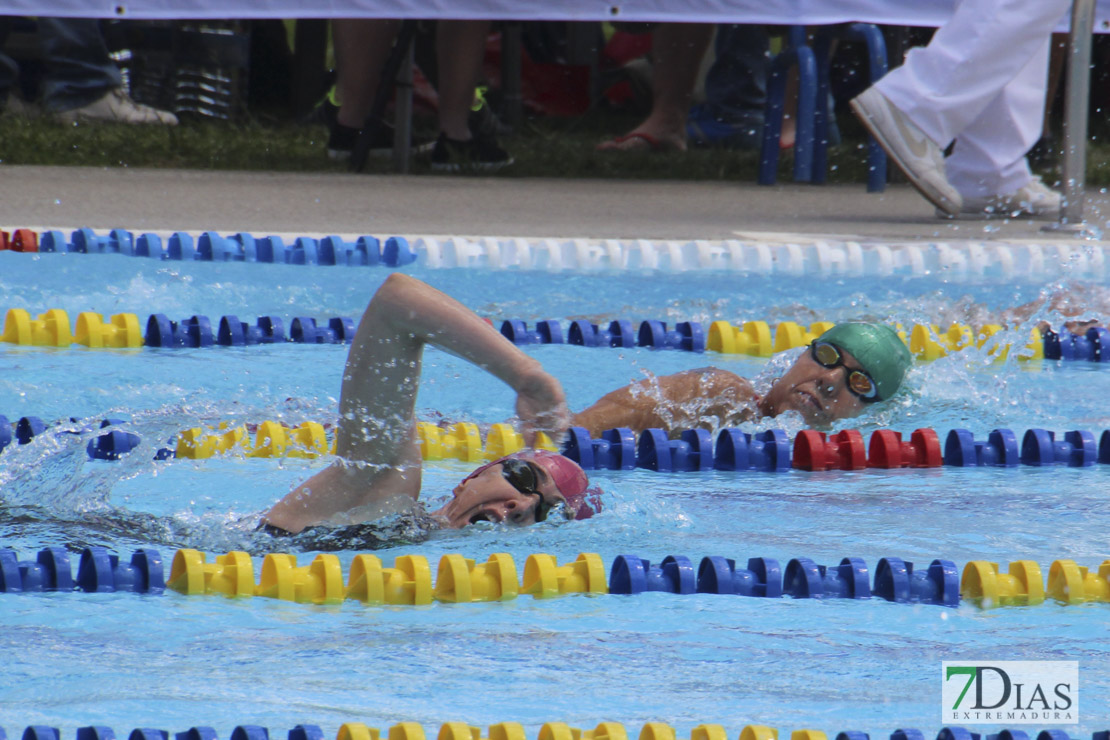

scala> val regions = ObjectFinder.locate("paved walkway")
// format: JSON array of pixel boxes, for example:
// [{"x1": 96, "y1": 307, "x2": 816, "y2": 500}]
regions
[{"x1": 2, "y1": 165, "x2": 1106, "y2": 243}]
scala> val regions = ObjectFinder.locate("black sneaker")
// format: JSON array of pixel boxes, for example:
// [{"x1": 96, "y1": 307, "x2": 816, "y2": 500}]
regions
[
  {"x1": 430, "y1": 132, "x2": 513, "y2": 172},
  {"x1": 327, "y1": 121, "x2": 434, "y2": 162}
]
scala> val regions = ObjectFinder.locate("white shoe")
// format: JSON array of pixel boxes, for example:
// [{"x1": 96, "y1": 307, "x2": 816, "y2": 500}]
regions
[
  {"x1": 939, "y1": 177, "x2": 1063, "y2": 220},
  {"x1": 850, "y1": 86, "x2": 962, "y2": 216},
  {"x1": 56, "y1": 88, "x2": 178, "y2": 125}
]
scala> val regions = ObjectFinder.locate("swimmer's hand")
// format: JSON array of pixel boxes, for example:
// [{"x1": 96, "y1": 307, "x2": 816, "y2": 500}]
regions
[{"x1": 514, "y1": 368, "x2": 571, "y2": 446}]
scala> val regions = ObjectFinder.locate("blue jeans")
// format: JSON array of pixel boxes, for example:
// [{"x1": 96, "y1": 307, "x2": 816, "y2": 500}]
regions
[
  {"x1": 0, "y1": 17, "x2": 120, "y2": 111},
  {"x1": 702, "y1": 24, "x2": 769, "y2": 122},
  {"x1": 686, "y1": 24, "x2": 769, "y2": 149}
]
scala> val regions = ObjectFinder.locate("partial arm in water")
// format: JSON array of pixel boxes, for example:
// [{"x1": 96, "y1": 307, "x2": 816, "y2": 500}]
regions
[{"x1": 570, "y1": 366, "x2": 760, "y2": 436}]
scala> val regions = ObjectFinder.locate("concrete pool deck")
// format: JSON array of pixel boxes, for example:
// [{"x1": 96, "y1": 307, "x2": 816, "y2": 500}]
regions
[{"x1": 2, "y1": 165, "x2": 1108, "y2": 244}]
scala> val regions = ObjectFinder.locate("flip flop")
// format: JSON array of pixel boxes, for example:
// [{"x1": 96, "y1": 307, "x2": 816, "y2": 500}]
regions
[{"x1": 596, "y1": 131, "x2": 681, "y2": 152}]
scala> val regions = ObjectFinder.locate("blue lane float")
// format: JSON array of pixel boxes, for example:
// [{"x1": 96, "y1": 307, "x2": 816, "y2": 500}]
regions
[
  {"x1": 499, "y1": 319, "x2": 564, "y2": 345},
  {"x1": 0, "y1": 547, "x2": 163, "y2": 593},
  {"x1": 1043, "y1": 326, "x2": 1110, "y2": 362},
  {"x1": 76, "y1": 547, "x2": 165, "y2": 594},
  {"x1": 143, "y1": 314, "x2": 350, "y2": 348},
  {"x1": 569, "y1": 319, "x2": 637, "y2": 348},
  {"x1": 696, "y1": 556, "x2": 782, "y2": 597},
  {"x1": 609, "y1": 555, "x2": 697, "y2": 595},
  {"x1": 216, "y1": 316, "x2": 287, "y2": 346},
  {"x1": 0, "y1": 547, "x2": 73, "y2": 592},
  {"x1": 872, "y1": 557, "x2": 960, "y2": 607},
  {"x1": 943, "y1": 428, "x2": 1019, "y2": 467},
  {"x1": 1019, "y1": 429, "x2": 1097, "y2": 467},
  {"x1": 37, "y1": 229, "x2": 416, "y2": 267},
  {"x1": 501, "y1": 319, "x2": 706, "y2": 352},
  {"x1": 783, "y1": 557, "x2": 871, "y2": 599},
  {"x1": 563, "y1": 426, "x2": 793, "y2": 472},
  {"x1": 0, "y1": 415, "x2": 138, "y2": 460},
  {"x1": 562, "y1": 427, "x2": 637, "y2": 470}
]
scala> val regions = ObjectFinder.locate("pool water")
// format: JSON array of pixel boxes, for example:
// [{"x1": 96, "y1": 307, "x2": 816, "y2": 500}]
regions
[{"x1": 0, "y1": 250, "x2": 1108, "y2": 735}]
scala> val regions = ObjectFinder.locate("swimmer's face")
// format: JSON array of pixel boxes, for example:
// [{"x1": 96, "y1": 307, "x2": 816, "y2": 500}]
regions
[
  {"x1": 432, "y1": 458, "x2": 570, "y2": 528},
  {"x1": 761, "y1": 345, "x2": 869, "y2": 426}
]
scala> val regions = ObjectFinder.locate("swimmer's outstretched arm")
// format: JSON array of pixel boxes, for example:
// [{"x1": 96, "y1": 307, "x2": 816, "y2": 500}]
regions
[{"x1": 263, "y1": 273, "x2": 570, "y2": 534}]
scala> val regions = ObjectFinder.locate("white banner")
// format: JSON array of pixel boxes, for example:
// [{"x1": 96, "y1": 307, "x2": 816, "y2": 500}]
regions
[{"x1": 0, "y1": 0, "x2": 1106, "y2": 28}]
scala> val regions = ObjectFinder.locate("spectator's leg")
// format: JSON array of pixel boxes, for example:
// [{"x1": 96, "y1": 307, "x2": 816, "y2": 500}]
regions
[
  {"x1": 943, "y1": 32, "x2": 1052, "y2": 199},
  {"x1": 332, "y1": 18, "x2": 402, "y2": 130},
  {"x1": 0, "y1": 17, "x2": 17, "y2": 109},
  {"x1": 598, "y1": 22, "x2": 713, "y2": 151},
  {"x1": 429, "y1": 20, "x2": 512, "y2": 171},
  {"x1": 873, "y1": 0, "x2": 1070, "y2": 150},
  {"x1": 435, "y1": 19, "x2": 490, "y2": 141},
  {"x1": 37, "y1": 17, "x2": 122, "y2": 113},
  {"x1": 687, "y1": 24, "x2": 769, "y2": 150},
  {"x1": 37, "y1": 17, "x2": 176, "y2": 124}
]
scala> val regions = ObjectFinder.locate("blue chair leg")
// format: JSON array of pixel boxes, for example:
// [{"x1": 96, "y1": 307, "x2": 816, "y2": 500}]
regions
[
  {"x1": 792, "y1": 45, "x2": 817, "y2": 183},
  {"x1": 851, "y1": 23, "x2": 889, "y2": 192},
  {"x1": 758, "y1": 27, "x2": 817, "y2": 185},
  {"x1": 812, "y1": 23, "x2": 889, "y2": 192}
]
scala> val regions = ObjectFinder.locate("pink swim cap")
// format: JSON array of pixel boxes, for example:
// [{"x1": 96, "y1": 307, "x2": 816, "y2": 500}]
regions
[{"x1": 462, "y1": 450, "x2": 601, "y2": 520}]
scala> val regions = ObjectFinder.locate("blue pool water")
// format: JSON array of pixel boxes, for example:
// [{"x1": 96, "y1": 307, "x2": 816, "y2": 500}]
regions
[{"x1": 1, "y1": 249, "x2": 1109, "y2": 735}]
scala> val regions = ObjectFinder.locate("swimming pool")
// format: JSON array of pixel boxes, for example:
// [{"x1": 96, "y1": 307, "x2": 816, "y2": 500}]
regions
[{"x1": 1, "y1": 243, "x2": 1108, "y2": 736}]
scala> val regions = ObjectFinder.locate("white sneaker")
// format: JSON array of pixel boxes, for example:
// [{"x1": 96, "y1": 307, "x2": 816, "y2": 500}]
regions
[
  {"x1": 57, "y1": 88, "x2": 178, "y2": 125},
  {"x1": 850, "y1": 86, "x2": 962, "y2": 216},
  {"x1": 939, "y1": 177, "x2": 1063, "y2": 220}
]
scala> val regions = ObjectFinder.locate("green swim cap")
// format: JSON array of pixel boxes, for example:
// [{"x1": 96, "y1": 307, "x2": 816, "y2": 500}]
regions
[{"x1": 815, "y1": 322, "x2": 912, "y2": 401}]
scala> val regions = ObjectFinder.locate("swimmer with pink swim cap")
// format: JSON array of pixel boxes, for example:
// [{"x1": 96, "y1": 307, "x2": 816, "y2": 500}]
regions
[
  {"x1": 263, "y1": 274, "x2": 595, "y2": 535},
  {"x1": 432, "y1": 450, "x2": 601, "y2": 528}
]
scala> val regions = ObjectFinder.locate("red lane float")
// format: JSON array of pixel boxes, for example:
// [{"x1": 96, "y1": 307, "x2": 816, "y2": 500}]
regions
[
  {"x1": 792, "y1": 429, "x2": 867, "y2": 471},
  {"x1": 867, "y1": 428, "x2": 942, "y2": 468}
]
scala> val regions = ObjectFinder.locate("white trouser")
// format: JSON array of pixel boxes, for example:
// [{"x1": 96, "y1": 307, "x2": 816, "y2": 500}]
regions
[{"x1": 875, "y1": 0, "x2": 1071, "y2": 197}]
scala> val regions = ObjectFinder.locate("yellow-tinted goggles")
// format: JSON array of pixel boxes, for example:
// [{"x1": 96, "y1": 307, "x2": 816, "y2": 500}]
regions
[{"x1": 811, "y1": 341, "x2": 879, "y2": 402}]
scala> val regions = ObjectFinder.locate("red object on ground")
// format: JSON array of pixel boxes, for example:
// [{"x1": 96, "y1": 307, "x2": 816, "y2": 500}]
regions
[
  {"x1": 11, "y1": 228, "x2": 38, "y2": 253},
  {"x1": 601, "y1": 30, "x2": 654, "y2": 68},
  {"x1": 792, "y1": 429, "x2": 867, "y2": 471},
  {"x1": 482, "y1": 317, "x2": 494, "y2": 327},
  {"x1": 482, "y1": 33, "x2": 593, "y2": 117},
  {"x1": 0, "y1": 230, "x2": 9, "y2": 250},
  {"x1": 867, "y1": 428, "x2": 942, "y2": 468}
]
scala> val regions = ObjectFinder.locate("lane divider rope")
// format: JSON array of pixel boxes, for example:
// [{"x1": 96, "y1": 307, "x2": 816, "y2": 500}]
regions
[
  {"x1": 8, "y1": 226, "x2": 1110, "y2": 280},
  {"x1": 7, "y1": 309, "x2": 1108, "y2": 366},
  {"x1": 2, "y1": 547, "x2": 1109, "y2": 610},
  {"x1": 0, "y1": 309, "x2": 357, "y2": 348},
  {"x1": 4, "y1": 723, "x2": 1094, "y2": 740},
  {"x1": 5, "y1": 414, "x2": 1106, "y2": 471},
  {"x1": 0, "y1": 228, "x2": 416, "y2": 267}
]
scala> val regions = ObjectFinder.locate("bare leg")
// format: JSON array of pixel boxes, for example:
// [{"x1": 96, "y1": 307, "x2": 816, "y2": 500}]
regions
[
  {"x1": 436, "y1": 20, "x2": 491, "y2": 140},
  {"x1": 332, "y1": 18, "x2": 402, "y2": 129},
  {"x1": 597, "y1": 23, "x2": 714, "y2": 151}
]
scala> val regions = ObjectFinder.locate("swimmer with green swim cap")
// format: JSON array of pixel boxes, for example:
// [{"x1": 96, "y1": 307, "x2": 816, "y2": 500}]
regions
[{"x1": 573, "y1": 321, "x2": 913, "y2": 432}]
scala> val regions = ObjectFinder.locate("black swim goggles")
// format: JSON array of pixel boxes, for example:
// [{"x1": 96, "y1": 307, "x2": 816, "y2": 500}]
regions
[
  {"x1": 501, "y1": 458, "x2": 562, "y2": 522},
  {"x1": 810, "y1": 341, "x2": 880, "y2": 402}
]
